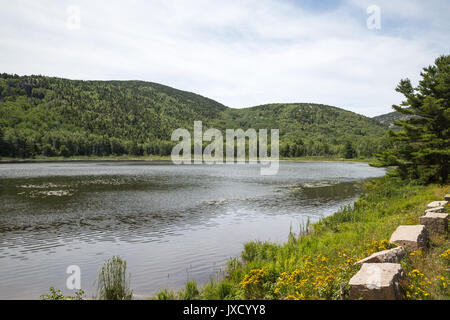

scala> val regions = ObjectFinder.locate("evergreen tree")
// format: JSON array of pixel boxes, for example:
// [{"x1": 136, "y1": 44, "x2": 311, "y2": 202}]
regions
[
  {"x1": 373, "y1": 55, "x2": 450, "y2": 184},
  {"x1": 343, "y1": 141, "x2": 354, "y2": 159},
  {"x1": 59, "y1": 145, "x2": 70, "y2": 158}
]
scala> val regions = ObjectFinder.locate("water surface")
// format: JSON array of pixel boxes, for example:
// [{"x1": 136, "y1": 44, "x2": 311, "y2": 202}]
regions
[{"x1": 0, "y1": 161, "x2": 385, "y2": 299}]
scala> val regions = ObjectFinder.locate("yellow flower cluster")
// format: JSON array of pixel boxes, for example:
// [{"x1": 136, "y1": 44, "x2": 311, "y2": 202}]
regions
[
  {"x1": 285, "y1": 292, "x2": 306, "y2": 300},
  {"x1": 240, "y1": 268, "x2": 267, "y2": 289},
  {"x1": 238, "y1": 239, "x2": 445, "y2": 300},
  {"x1": 274, "y1": 251, "x2": 358, "y2": 299},
  {"x1": 364, "y1": 239, "x2": 390, "y2": 256},
  {"x1": 405, "y1": 216, "x2": 418, "y2": 225},
  {"x1": 439, "y1": 249, "x2": 450, "y2": 260},
  {"x1": 406, "y1": 269, "x2": 432, "y2": 299},
  {"x1": 434, "y1": 275, "x2": 449, "y2": 291},
  {"x1": 409, "y1": 250, "x2": 423, "y2": 257}
]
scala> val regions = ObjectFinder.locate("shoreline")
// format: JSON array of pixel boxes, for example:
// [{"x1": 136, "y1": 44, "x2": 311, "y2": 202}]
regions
[
  {"x1": 0, "y1": 155, "x2": 372, "y2": 164},
  {"x1": 148, "y1": 176, "x2": 449, "y2": 300}
]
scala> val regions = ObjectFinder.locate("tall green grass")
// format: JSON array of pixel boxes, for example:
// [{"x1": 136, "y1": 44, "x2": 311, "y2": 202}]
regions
[{"x1": 97, "y1": 256, "x2": 133, "y2": 300}]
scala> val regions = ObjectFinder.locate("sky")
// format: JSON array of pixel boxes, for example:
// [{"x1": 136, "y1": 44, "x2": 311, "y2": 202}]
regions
[{"x1": 0, "y1": 0, "x2": 449, "y2": 117}]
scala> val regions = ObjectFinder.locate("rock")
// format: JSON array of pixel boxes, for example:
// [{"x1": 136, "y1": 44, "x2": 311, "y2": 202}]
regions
[
  {"x1": 419, "y1": 212, "x2": 449, "y2": 233},
  {"x1": 389, "y1": 225, "x2": 428, "y2": 251},
  {"x1": 425, "y1": 206, "x2": 445, "y2": 214},
  {"x1": 355, "y1": 247, "x2": 406, "y2": 264},
  {"x1": 445, "y1": 194, "x2": 450, "y2": 201},
  {"x1": 427, "y1": 201, "x2": 448, "y2": 208},
  {"x1": 349, "y1": 263, "x2": 404, "y2": 300}
]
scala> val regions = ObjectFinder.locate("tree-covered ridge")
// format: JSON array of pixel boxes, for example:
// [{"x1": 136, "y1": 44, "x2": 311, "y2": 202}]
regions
[
  {"x1": 222, "y1": 103, "x2": 387, "y2": 157},
  {"x1": 0, "y1": 73, "x2": 388, "y2": 158},
  {"x1": 373, "y1": 110, "x2": 414, "y2": 128},
  {"x1": 0, "y1": 74, "x2": 227, "y2": 157}
]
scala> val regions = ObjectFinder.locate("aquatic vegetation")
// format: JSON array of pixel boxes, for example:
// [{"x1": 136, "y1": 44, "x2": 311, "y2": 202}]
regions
[{"x1": 97, "y1": 256, "x2": 132, "y2": 300}]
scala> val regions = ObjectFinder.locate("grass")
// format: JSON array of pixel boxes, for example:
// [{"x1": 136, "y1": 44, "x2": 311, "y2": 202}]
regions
[
  {"x1": 97, "y1": 256, "x2": 133, "y2": 300},
  {"x1": 152, "y1": 176, "x2": 449, "y2": 300},
  {"x1": 151, "y1": 281, "x2": 201, "y2": 300}
]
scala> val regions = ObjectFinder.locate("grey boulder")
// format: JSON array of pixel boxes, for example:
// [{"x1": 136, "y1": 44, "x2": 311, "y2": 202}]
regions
[
  {"x1": 355, "y1": 246, "x2": 406, "y2": 265},
  {"x1": 419, "y1": 212, "x2": 448, "y2": 233},
  {"x1": 349, "y1": 263, "x2": 405, "y2": 300},
  {"x1": 389, "y1": 225, "x2": 428, "y2": 251}
]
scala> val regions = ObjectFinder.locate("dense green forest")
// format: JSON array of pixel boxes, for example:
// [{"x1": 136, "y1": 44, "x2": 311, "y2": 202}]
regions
[
  {"x1": 225, "y1": 103, "x2": 389, "y2": 158},
  {"x1": 0, "y1": 73, "x2": 389, "y2": 159}
]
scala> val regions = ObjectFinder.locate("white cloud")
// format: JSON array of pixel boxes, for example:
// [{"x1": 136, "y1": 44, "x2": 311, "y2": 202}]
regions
[{"x1": 0, "y1": 0, "x2": 448, "y2": 116}]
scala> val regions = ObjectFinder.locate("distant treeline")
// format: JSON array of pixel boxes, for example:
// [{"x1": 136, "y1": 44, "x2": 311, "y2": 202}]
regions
[{"x1": 0, "y1": 73, "x2": 389, "y2": 159}]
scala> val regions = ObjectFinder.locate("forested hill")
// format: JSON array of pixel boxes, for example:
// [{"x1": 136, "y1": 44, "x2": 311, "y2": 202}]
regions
[
  {"x1": 0, "y1": 74, "x2": 388, "y2": 159},
  {"x1": 373, "y1": 111, "x2": 413, "y2": 128},
  {"x1": 0, "y1": 74, "x2": 227, "y2": 157}
]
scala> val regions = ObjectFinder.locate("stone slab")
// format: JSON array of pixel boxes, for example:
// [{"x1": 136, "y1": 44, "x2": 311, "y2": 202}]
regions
[
  {"x1": 389, "y1": 225, "x2": 428, "y2": 251},
  {"x1": 427, "y1": 201, "x2": 448, "y2": 208},
  {"x1": 419, "y1": 212, "x2": 448, "y2": 233},
  {"x1": 349, "y1": 263, "x2": 404, "y2": 300},
  {"x1": 356, "y1": 247, "x2": 406, "y2": 265},
  {"x1": 425, "y1": 206, "x2": 445, "y2": 214}
]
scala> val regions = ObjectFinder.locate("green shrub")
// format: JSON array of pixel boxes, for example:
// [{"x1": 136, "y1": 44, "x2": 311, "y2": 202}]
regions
[
  {"x1": 181, "y1": 280, "x2": 200, "y2": 300},
  {"x1": 201, "y1": 280, "x2": 235, "y2": 300},
  {"x1": 40, "y1": 287, "x2": 84, "y2": 300},
  {"x1": 216, "y1": 281, "x2": 234, "y2": 299},
  {"x1": 154, "y1": 288, "x2": 175, "y2": 300}
]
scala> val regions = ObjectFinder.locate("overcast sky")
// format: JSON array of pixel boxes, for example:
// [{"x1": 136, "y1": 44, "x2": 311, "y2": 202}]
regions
[{"x1": 1, "y1": 0, "x2": 449, "y2": 116}]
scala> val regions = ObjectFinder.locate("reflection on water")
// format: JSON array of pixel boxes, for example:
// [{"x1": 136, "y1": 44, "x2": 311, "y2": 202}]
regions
[{"x1": 0, "y1": 161, "x2": 385, "y2": 299}]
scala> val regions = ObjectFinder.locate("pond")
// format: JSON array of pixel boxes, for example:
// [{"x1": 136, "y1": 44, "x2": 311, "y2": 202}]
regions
[{"x1": 0, "y1": 161, "x2": 385, "y2": 299}]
